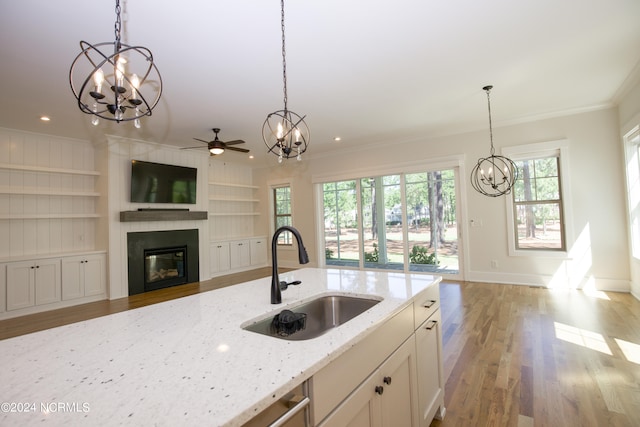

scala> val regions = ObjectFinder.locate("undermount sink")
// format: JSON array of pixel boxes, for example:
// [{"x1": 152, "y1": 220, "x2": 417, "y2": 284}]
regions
[{"x1": 243, "y1": 295, "x2": 382, "y2": 341}]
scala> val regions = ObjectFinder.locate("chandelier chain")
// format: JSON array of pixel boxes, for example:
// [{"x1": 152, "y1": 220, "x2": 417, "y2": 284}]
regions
[
  {"x1": 280, "y1": 0, "x2": 288, "y2": 112},
  {"x1": 486, "y1": 86, "x2": 495, "y2": 156},
  {"x1": 114, "y1": 0, "x2": 122, "y2": 50}
]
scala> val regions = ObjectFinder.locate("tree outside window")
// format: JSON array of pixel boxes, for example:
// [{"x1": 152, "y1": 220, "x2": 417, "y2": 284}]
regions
[{"x1": 273, "y1": 186, "x2": 292, "y2": 245}]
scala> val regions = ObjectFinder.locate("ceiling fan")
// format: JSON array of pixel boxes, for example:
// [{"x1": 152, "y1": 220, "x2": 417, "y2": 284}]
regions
[{"x1": 182, "y1": 128, "x2": 249, "y2": 156}]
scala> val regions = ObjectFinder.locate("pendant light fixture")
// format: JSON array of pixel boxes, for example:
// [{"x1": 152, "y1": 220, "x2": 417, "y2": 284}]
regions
[
  {"x1": 262, "y1": 0, "x2": 310, "y2": 163},
  {"x1": 69, "y1": 0, "x2": 162, "y2": 128},
  {"x1": 470, "y1": 85, "x2": 518, "y2": 197}
]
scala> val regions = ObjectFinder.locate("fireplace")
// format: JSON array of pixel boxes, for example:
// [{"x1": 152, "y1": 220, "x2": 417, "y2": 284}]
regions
[{"x1": 127, "y1": 229, "x2": 199, "y2": 295}]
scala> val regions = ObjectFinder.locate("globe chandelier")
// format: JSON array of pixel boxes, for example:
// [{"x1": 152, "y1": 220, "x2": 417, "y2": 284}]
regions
[
  {"x1": 470, "y1": 85, "x2": 518, "y2": 197},
  {"x1": 262, "y1": 0, "x2": 310, "y2": 163},
  {"x1": 69, "y1": 0, "x2": 162, "y2": 128}
]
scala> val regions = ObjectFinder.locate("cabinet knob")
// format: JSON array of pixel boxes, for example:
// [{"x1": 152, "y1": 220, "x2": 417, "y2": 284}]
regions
[
  {"x1": 375, "y1": 385, "x2": 384, "y2": 395},
  {"x1": 383, "y1": 376, "x2": 392, "y2": 385},
  {"x1": 35, "y1": 265, "x2": 40, "y2": 269}
]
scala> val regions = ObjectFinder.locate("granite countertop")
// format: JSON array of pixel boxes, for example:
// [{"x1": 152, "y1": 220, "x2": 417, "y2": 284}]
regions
[{"x1": 0, "y1": 268, "x2": 441, "y2": 426}]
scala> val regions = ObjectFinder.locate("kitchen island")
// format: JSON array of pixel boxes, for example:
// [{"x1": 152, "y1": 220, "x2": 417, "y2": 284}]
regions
[{"x1": 0, "y1": 268, "x2": 443, "y2": 426}]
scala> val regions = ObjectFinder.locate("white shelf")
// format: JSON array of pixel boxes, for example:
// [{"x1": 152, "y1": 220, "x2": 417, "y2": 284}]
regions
[
  {"x1": 0, "y1": 188, "x2": 100, "y2": 197},
  {"x1": 209, "y1": 212, "x2": 260, "y2": 217},
  {"x1": 208, "y1": 181, "x2": 259, "y2": 189},
  {"x1": 0, "y1": 214, "x2": 100, "y2": 219},
  {"x1": 0, "y1": 163, "x2": 100, "y2": 176},
  {"x1": 208, "y1": 196, "x2": 259, "y2": 202}
]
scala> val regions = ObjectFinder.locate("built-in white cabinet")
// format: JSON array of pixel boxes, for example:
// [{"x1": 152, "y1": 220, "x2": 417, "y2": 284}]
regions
[
  {"x1": 62, "y1": 254, "x2": 106, "y2": 301},
  {"x1": 250, "y1": 237, "x2": 268, "y2": 267},
  {"x1": 210, "y1": 237, "x2": 268, "y2": 277},
  {"x1": 210, "y1": 241, "x2": 231, "y2": 275},
  {"x1": 230, "y1": 239, "x2": 251, "y2": 270},
  {"x1": 0, "y1": 252, "x2": 107, "y2": 319},
  {"x1": 6, "y1": 258, "x2": 61, "y2": 310}
]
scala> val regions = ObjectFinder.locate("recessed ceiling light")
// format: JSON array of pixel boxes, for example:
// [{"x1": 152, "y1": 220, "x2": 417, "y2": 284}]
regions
[
  {"x1": 333, "y1": 137, "x2": 341, "y2": 142},
  {"x1": 40, "y1": 116, "x2": 51, "y2": 122},
  {"x1": 249, "y1": 155, "x2": 254, "y2": 159}
]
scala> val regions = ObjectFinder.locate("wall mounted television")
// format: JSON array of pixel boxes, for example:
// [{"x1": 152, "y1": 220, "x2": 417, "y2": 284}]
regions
[{"x1": 130, "y1": 160, "x2": 197, "y2": 204}]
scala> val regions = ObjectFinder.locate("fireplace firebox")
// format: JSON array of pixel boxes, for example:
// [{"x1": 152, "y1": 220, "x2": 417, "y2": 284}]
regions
[{"x1": 127, "y1": 229, "x2": 199, "y2": 295}]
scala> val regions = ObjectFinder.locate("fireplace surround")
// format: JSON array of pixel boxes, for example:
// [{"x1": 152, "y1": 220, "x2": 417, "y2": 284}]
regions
[{"x1": 127, "y1": 229, "x2": 199, "y2": 295}]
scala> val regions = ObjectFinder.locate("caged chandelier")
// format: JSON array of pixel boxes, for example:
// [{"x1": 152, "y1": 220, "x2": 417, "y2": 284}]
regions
[
  {"x1": 470, "y1": 85, "x2": 518, "y2": 197},
  {"x1": 262, "y1": 0, "x2": 310, "y2": 163},
  {"x1": 69, "y1": 0, "x2": 162, "y2": 128}
]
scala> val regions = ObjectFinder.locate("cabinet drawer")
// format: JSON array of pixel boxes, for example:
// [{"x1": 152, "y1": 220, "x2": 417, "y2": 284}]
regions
[{"x1": 414, "y1": 283, "x2": 440, "y2": 330}]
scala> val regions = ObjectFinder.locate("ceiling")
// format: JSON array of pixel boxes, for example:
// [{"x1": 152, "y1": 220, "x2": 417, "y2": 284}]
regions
[{"x1": 1, "y1": 0, "x2": 639, "y2": 166}]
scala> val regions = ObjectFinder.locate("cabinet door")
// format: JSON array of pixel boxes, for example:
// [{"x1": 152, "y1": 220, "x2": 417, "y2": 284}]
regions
[
  {"x1": 34, "y1": 258, "x2": 61, "y2": 305},
  {"x1": 415, "y1": 310, "x2": 445, "y2": 426},
  {"x1": 318, "y1": 371, "x2": 381, "y2": 427},
  {"x1": 210, "y1": 242, "x2": 231, "y2": 273},
  {"x1": 250, "y1": 238, "x2": 268, "y2": 266},
  {"x1": 230, "y1": 240, "x2": 250, "y2": 269},
  {"x1": 6, "y1": 261, "x2": 35, "y2": 310},
  {"x1": 62, "y1": 257, "x2": 84, "y2": 300},
  {"x1": 379, "y1": 336, "x2": 419, "y2": 427},
  {"x1": 83, "y1": 255, "x2": 106, "y2": 297}
]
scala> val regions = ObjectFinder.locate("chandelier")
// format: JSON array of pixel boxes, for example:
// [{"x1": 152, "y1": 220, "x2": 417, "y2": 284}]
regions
[
  {"x1": 470, "y1": 85, "x2": 518, "y2": 197},
  {"x1": 69, "y1": 0, "x2": 162, "y2": 128},
  {"x1": 262, "y1": 0, "x2": 310, "y2": 163}
]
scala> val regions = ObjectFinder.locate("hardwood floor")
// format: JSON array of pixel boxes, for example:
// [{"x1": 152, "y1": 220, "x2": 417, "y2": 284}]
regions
[
  {"x1": 2, "y1": 273, "x2": 640, "y2": 426},
  {"x1": 431, "y1": 281, "x2": 640, "y2": 427}
]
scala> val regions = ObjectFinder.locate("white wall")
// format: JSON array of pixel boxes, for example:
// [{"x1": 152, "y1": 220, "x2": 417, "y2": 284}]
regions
[{"x1": 255, "y1": 107, "x2": 631, "y2": 292}]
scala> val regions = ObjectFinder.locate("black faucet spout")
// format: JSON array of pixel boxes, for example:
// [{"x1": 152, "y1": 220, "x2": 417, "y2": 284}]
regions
[{"x1": 271, "y1": 226, "x2": 309, "y2": 304}]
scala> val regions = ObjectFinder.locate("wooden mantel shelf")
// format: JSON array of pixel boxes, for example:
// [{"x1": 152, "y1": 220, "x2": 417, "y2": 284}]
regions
[{"x1": 119, "y1": 210, "x2": 208, "y2": 222}]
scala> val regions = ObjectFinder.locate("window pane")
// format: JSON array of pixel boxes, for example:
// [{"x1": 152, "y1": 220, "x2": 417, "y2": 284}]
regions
[
  {"x1": 515, "y1": 202, "x2": 563, "y2": 249},
  {"x1": 323, "y1": 181, "x2": 359, "y2": 266},
  {"x1": 360, "y1": 176, "x2": 403, "y2": 270},
  {"x1": 406, "y1": 170, "x2": 459, "y2": 274},
  {"x1": 274, "y1": 186, "x2": 292, "y2": 245}
]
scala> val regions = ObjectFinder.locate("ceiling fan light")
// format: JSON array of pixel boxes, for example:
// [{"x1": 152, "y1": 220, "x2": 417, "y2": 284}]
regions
[{"x1": 210, "y1": 146, "x2": 225, "y2": 155}]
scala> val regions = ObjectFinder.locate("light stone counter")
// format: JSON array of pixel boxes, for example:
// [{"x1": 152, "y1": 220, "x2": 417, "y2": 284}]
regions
[{"x1": 0, "y1": 268, "x2": 441, "y2": 426}]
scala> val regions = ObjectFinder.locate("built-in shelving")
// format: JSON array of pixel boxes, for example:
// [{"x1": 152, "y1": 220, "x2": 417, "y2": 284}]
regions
[
  {"x1": 0, "y1": 213, "x2": 100, "y2": 220},
  {"x1": 0, "y1": 188, "x2": 100, "y2": 197},
  {"x1": 208, "y1": 181, "x2": 259, "y2": 189},
  {"x1": 0, "y1": 163, "x2": 100, "y2": 176}
]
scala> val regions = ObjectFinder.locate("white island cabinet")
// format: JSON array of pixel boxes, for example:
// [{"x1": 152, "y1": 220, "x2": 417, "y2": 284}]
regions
[{"x1": 0, "y1": 268, "x2": 443, "y2": 427}]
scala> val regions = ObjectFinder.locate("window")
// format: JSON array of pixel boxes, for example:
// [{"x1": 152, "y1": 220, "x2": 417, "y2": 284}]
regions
[
  {"x1": 504, "y1": 140, "x2": 571, "y2": 255},
  {"x1": 624, "y1": 126, "x2": 640, "y2": 258},
  {"x1": 273, "y1": 185, "x2": 292, "y2": 245},
  {"x1": 321, "y1": 167, "x2": 459, "y2": 274},
  {"x1": 512, "y1": 156, "x2": 564, "y2": 250}
]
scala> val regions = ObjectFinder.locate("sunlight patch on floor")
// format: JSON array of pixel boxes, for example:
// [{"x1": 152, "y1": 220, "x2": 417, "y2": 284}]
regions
[
  {"x1": 554, "y1": 322, "x2": 612, "y2": 355},
  {"x1": 615, "y1": 338, "x2": 640, "y2": 364}
]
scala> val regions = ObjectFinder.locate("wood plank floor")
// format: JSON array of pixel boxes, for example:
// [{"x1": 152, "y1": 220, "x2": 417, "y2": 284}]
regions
[
  {"x1": 2, "y1": 273, "x2": 640, "y2": 426},
  {"x1": 431, "y1": 281, "x2": 640, "y2": 427}
]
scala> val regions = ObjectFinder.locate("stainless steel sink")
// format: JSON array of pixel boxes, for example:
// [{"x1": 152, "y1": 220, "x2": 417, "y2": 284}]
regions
[{"x1": 243, "y1": 295, "x2": 382, "y2": 341}]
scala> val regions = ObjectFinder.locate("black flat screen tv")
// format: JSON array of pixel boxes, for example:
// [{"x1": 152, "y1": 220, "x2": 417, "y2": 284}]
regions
[{"x1": 130, "y1": 160, "x2": 197, "y2": 204}]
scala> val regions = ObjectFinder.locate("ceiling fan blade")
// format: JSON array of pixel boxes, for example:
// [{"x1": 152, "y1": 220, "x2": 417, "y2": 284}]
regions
[
  {"x1": 193, "y1": 138, "x2": 210, "y2": 144},
  {"x1": 181, "y1": 145, "x2": 208, "y2": 150},
  {"x1": 223, "y1": 139, "x2": 246, "y2": 146},
  {"x1": 227, "y1": 146, "x2": 250, "y2": 153}
]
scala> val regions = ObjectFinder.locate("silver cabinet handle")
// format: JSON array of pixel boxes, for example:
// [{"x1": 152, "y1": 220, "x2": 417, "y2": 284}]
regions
[
  {"x1": 269, "y1": 396, "x2": 310, "y2": 427},
  {"x1": 423, "y1": 300, "x2": 436, "y2": 308},
  {"x1": 425, "y1": 320, "x2": 438, "y2": 330}
]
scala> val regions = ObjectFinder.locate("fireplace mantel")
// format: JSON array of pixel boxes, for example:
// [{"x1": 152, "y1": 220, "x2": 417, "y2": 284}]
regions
[{"x1": 120, "y1": 210, "x2": 208, "y2": 222}]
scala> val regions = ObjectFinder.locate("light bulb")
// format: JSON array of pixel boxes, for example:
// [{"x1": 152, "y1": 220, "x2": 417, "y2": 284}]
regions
[
  {"x1": 277, "y1": 122, "x2": 283, "y2": 139},
  {"x1": 295, "y1": 128, "x2": 301, "y2": 142},
  {"x1": 131, "y1": 74, "x2": 139, "y2": 99},
  {"x1": 93, "y1": 69, "x2": 104, "y2": 92},
  {"x1": 116, "y1": 58, "x2": 125, "y2": 87}
]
